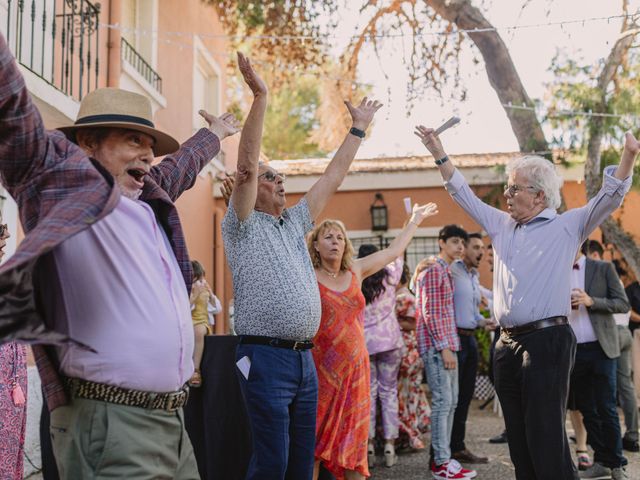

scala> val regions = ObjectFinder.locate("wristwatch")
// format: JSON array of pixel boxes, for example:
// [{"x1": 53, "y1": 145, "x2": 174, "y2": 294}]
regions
[
  {"x1": 349, "y1": 127, "x2": 366, "y2": 138},
  {"x1": 435, "y1": 155, "x2": 449, "y2": 166}
]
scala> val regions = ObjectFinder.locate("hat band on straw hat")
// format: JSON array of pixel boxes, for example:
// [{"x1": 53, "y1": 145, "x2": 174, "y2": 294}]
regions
[{"x1": 75, "y1": 114, "x2": 155, "y2": 128}]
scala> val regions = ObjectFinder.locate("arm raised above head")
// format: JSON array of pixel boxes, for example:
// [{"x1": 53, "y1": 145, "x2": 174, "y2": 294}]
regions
[
  {"x1": 304, "y1": 97, "x2": 382, "y2": 220},
  {"x1": 231, "y1": 52, "x2": 268, "y2": 221},
  {"x1": 414, "y1": 124, "x2": 507, "y2": 236},
  {"x1": 354, "y1": 202, "x2": 438, "y2": 281},
  {"x1": 0, "y1": 34, "x2": 48, "y2": 189}
]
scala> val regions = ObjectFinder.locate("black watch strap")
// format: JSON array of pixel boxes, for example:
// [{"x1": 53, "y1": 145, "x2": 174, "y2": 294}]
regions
[
  {"x1": 349, "y1": 127, "x2": 366, "y2": 138},
  {"x1": 435, "y1": 155, "x2": 449, "y2": 166}
]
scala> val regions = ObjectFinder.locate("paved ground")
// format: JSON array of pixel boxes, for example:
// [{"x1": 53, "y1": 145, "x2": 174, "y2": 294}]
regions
[
  {"x1": 369, "y1": 399, "x2": 640, "y2": 480},
  {"x1": 25, "y1": 397, "x2": 640, "y2": 479}
]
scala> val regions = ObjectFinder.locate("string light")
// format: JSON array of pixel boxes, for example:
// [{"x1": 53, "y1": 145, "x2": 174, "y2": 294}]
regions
[
  {"x1": 502, "y1": 103, "x2": 640, "y2": 120},
  {"x1": 98, "y1": 12, "x2": 637, "y2": 42}
]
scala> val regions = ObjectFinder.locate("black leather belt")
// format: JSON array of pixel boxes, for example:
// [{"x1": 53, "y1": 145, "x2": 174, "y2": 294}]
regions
[
  {"x1": 64, "y1": 377, "x2": 189, "y2": 411},
  {"x1": 240, "y1": 335, "x2": 314, "y2": 351},
  {"x1": 457, "y1": 328, "x2": 476, "y2": 337},
  {"x1": 501, "y1": 316, "x2": 568, "y2": 337}
]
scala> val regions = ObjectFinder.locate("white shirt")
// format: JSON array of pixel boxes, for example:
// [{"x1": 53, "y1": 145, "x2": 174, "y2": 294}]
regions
[{"x1": 569, "y1": 255, "x2": 598, "y2": 344}]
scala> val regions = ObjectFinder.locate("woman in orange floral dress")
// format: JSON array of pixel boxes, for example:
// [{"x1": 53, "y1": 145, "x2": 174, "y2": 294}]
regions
[{"x1": 307, "y1": 202, "x2": 438, "y2": 480}]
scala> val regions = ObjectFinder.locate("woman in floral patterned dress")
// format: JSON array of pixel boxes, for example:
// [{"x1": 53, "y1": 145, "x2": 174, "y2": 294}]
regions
[
  {"x1": 395, "y1": 263, "x2": 431, "y2": 450},
  {"x1": 0, "y1": 221, "x2": 28, "y2": 480}
]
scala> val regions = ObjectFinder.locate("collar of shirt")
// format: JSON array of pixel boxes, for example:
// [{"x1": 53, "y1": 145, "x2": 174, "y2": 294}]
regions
[
  {"x1": 254, "y1": 208, "x2": 290, "y2": 226},
  {"x1": 453, "y1": 259, "x2": 478, "y2": 277},
  {"x1": 519, "y1": 207, "x2": 558, "y2": 226}
]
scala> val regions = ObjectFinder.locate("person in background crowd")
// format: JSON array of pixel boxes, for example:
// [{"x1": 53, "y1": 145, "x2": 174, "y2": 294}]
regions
[
  {"x1": 359, "y1": 244, "x2": 404, "y2": 469},
  {"x1": 415, "y1": 224, "x2": 477, "y2": 480},
  {"x1": 482, "y1": 243, "x2": 508, "y2": 445},
  {"x1": 450, "y1": 233, "x2": 489, "y2": 464},
  {"x1": 612, "y1": 259, "x2": 640, "y2": 453},
  {"x1": 415, "y1": 123, "x2": 638, "y2": 480},
  {"x1": 396, "y1": 263, "x2": 431, "y2": 451},
  {"x1": 622, "y1": 259, "x2": 640, "y2": 411},
  {"x1": 308, "y1": 202, "x2": 437, "y2": 480},
  {"x1": 568, "y1": 241, "x2": 629, "y2": 479},
  {"x1": 0, "y1": 220, "x2": 27, "y2": 480},
  {"x1": 189, "y1": 260, "x2": 212, "y2": 387}
]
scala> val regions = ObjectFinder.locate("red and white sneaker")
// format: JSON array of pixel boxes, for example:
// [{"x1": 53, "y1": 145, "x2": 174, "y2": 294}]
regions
[{"x1": 431, "y1": 459, "x2": 477, "y2": 479}]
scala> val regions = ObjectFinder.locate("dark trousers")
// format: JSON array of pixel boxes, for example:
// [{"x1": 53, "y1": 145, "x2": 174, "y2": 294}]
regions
[
  {"x1": 237, "y1": 343, "x2": 318, "y2": 480},
  {"x1": 571, "y1": 342, "x2": 624, "y2": 468},
  {"x1": 451, "y1": 334, "x2": 479, "y2": 453},
  {"x1": 494, "y1": 324, "x2": 578, "y2": 480}
]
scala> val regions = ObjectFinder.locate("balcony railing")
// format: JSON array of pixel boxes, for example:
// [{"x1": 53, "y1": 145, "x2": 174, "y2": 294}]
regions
[
  {"x1": 4, "y1": 0, "x2": 101, "y2": 101},
  {"x1": 121, "y1": 37, "x2": 162, "y2": 94}
]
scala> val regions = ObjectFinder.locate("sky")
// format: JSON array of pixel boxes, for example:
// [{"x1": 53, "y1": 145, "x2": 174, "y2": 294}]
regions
[{"x1": 324, "y1": 0, "x2": 634, "y2": 158}]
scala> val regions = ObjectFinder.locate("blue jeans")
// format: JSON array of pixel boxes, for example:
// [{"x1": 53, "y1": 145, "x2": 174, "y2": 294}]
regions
[
  {"x1": 236, "y1": 344, "x2": 318, "y2": 480},
  {"x1": 571, "y1": 341, "x2": 624, "y2": 468},
  {"x1": 423, "y1": 347, "x2": 458, "y2": 465}
]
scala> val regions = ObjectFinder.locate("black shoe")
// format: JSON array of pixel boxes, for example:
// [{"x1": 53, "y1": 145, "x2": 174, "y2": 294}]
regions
[
  {"x1": 489, "y1": 431, "x2": 508, "y2": 444},
  {"x1": 622, "y1": 438, "x2": 639, "y2": 453}
]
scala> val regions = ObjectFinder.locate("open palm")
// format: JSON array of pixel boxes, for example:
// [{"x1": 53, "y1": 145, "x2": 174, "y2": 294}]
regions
[{"x1": 345, "y1": 97, "x2": 383, "y2": 130}]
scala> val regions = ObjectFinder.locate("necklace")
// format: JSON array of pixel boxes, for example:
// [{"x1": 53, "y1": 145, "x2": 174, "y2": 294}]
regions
[{"x1": 321, "y1": 266, "x2": 340, "y2": 278}]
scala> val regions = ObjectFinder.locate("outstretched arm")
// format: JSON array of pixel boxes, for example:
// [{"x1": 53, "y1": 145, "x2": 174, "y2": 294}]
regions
[
  {"x1": 304, "y1": 98, "x2": 382, "y2": 219},
  {"x1": 353, "y1": 202, "x2": 438, "y2": 280},
  {"x1": 0, "y1": 33, "x2": 48, "y2": 189},
  {"x1": 615, "y1": 132, "x2": 639, "y2": 180},
  {"x1": 414, "y1": 124, "x2": 507, "y2": 236},
  {"x1": 150, "y1": 111, "x2": 240, "y2": 201},
  {"x1": 232, "y1": 52, "x2": 268, "y2": 221}
]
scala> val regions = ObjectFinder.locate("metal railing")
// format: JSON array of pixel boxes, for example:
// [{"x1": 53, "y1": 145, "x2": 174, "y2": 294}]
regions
[
  {"x1": 121, "y1": 37, "x2": 162, "y2": 93},
  {"x1": 4, "y1": 0, "x2": 101, "y2": 101}
]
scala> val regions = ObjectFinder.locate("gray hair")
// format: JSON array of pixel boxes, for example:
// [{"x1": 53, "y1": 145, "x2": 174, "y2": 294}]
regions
[{"x1": 506, "y1": 155, "x2": 563, "y2": 210}]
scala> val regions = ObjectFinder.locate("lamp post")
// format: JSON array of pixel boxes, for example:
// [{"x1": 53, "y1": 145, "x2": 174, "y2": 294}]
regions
[{"x1": 370, "y1": 192, "x2": 388, "y2": 232}]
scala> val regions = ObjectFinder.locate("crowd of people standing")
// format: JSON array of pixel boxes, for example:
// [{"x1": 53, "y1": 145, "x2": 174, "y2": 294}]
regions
[{"x1": 1, "y1": 29, "x2": 640, "y2": 480}]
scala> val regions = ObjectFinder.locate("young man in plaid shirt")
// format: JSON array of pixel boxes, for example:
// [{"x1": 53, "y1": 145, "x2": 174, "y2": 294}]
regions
[{"x1": 416, "y1": 225, "x2": 477, "y2": 479}]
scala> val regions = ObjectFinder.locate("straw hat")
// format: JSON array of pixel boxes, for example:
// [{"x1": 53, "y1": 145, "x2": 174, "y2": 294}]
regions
[{"x1": 58, "y1": 88, "x2": 179, "y2": 156}]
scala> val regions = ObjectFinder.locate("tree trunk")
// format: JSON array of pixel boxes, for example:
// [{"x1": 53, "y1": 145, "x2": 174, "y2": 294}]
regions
[
  {"x1": 584, "y1": 24, "x2": 640, "y2": 279},
  {"x1": 426, "y1": 0, "x2": 548, "y2": 153}
]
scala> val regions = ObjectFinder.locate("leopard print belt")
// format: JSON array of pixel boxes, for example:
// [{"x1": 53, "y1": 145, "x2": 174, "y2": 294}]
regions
[{"x1": 63, "y1": 377, "x2": 189, "y2": 411}]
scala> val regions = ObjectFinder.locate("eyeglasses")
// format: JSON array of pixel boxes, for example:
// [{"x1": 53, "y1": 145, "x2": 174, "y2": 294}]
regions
[
  {"x1": 0, "y1": 224, "x2": 8, "y2": 238},
  {"x1": 259, "y1": 170, "x2": 286, "y2": 182},
  {"x1": 504, "y1": 184, "x2": 537, "y2": 196}
]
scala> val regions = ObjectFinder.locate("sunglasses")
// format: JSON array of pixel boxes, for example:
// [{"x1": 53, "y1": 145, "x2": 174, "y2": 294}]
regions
[{"x1": 258, "y1": 170, "x2": 286, "y2": 182}]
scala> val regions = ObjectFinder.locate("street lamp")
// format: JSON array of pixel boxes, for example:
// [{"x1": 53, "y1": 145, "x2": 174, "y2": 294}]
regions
[{"x1": 370, "y1": 192, "x2": 388, "y2": 231}]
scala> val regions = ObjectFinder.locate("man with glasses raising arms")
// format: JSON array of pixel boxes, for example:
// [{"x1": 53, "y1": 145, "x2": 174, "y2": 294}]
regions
[
  {"x1": 222, "y1": 53, "x2": 381, "y2": 480},
  {"x1": 414, "y1": 124, "x2": 639, "y2": 480}
]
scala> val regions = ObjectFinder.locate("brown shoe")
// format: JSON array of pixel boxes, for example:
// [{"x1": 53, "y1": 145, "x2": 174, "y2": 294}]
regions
[{"x1": 452, "y1": 448, "x2": 489, "y2": 464}]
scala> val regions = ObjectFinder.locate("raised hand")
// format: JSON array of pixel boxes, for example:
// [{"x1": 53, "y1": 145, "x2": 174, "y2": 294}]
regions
[
  {"x1": 199, "y1": 111, "x2": 240, "y2": 140},
  {"x1": 344, "y1": 97, "x2": 383, "y2": 131},
  {"x1": 414, "y1": 125, "x2": 446, "y2": 159},
  {"x1": 217, "y1": 173, "x2": 235, "y2": 206},
  {"x1": 624, "y1": 131, "x2": 640, "y2": 157},
  {"x1": 409, "y1": 202, "x2": 439, "y2": 225},
  {"x1": 237, "y1": 52, "x2": 267, "y2": 97}
]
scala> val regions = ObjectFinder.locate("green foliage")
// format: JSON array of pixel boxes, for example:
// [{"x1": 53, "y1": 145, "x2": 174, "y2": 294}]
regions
[
  {"x1": 474, "y1": 327, "x2": 492, "y2": 376},
  {"x1": 546, "y1": 51, "x2": 640, "y2": 188},
  {"x1": 262, "y1": 77, "x2": 327, "y2": 159}
]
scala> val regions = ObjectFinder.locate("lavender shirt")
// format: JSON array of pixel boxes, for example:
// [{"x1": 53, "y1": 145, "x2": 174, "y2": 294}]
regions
[
  {"x1": 364, "y1": 257, "x2": 404, "y2": 355},
  {"x1": 50, "y1": 196, "x2": 194, "y2": 392},
  {"x1": 445, "y1": 165, "x2": 631, "y2": 327}
]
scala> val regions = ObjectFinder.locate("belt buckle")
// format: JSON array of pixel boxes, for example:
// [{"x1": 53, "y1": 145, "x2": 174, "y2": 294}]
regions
[{"x1": 293, "y1": 341, "x2": 304, "y2": 351}]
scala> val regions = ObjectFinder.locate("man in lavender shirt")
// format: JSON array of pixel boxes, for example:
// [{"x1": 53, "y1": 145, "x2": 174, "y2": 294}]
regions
[
  {"x1": 0, "y1": 33, "x2": 240, "y2": 479},
  {"x1": 414, "y1": 124, "x2": 639, "y2": 480}
]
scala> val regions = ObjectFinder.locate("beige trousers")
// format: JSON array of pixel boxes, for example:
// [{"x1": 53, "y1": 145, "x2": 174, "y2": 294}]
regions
[{"x1": 50, "y1": 397, "x2": 200, "y2": 480}]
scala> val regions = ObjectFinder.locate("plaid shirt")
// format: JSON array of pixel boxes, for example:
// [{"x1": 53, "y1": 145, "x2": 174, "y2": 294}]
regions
[
  {"x1": 415, "y1": 257, "x2": 460, "y2": 356},
  {"x1": 0, "y1": 35, "x2": 221, "y2": 410}
]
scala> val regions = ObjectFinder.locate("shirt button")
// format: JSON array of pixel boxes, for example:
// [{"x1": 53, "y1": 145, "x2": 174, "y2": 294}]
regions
[{"x1": 84, "y1": 216, "x2": 96, "y2": 225}]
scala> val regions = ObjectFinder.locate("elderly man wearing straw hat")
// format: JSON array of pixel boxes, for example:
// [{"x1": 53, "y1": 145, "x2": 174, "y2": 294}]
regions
[{"x1": 0, "y1": 33, "x2": 240, "y2": 479}]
